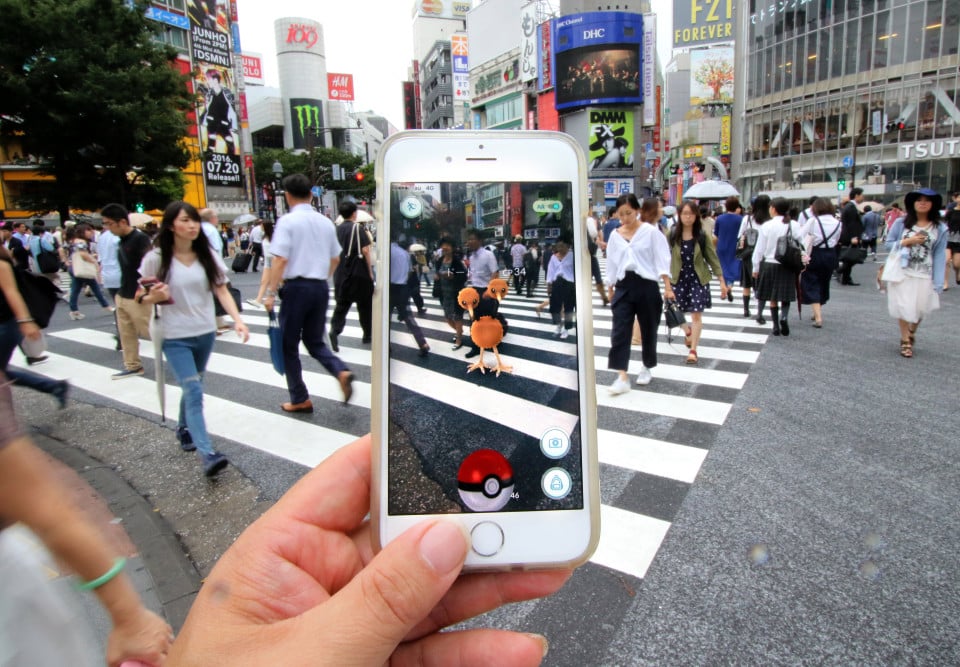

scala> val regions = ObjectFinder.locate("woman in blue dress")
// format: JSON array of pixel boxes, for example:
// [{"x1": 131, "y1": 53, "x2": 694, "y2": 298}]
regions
[
  {"x1": 669, "y1": 201, "x2": 728, "y2": 364},
  {"x1": 713, "y1": 196, "x2": 743, "y2": 304}
]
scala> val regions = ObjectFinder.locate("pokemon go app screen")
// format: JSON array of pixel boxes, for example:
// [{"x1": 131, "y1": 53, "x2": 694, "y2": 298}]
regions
[{"x1": 386, "y1": 180, "x2": 584, "y2": 515}]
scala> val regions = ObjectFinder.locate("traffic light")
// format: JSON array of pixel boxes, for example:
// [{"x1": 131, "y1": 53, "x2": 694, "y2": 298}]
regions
[
  {"x1": 837, "y1": 179, "x2": 846, "y2": 191},
  {"x1": 135, "y1": 202, "x2": 145, "y2": 213},
  {"x1": 354, "y1": 171, "x2": 364, "y2": 182}
]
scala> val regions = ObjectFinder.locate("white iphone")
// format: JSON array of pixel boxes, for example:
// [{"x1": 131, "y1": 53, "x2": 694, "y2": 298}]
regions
[{"x1": 371, "y1": 131, "x2": 600, "y2": 570}]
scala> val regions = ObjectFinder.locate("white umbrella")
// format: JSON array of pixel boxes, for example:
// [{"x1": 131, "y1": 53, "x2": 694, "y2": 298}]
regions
[
  {"x1": 128, "y1": 212, "x2": 154, "y2": 228},
  {"x1": 683, "y1": 180, "x2": 740, "y2": 200},
  {"x1": 409, "y1": 243, "x2": 427, "y2": 252},
  {"x1": 232, "y1": 213, "x2": 258, "y2": 227},
  {"x1": 355, "y1": 210, "x2": 374, "y2": 223}
]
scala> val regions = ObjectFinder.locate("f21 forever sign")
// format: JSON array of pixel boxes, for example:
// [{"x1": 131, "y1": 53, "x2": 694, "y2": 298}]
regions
[{"x1": 674, "y1": 0, "x2": 734, "y2": 49}]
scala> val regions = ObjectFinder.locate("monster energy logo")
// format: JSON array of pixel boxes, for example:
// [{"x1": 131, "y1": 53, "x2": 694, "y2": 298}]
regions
[{"x1": 293, "y1": 104, "x2": 321, "y2": 138}]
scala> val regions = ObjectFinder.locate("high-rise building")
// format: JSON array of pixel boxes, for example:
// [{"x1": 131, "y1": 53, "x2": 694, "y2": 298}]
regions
[{"x1": 733, "y1": 0, "x2": 960, "y2": 201}]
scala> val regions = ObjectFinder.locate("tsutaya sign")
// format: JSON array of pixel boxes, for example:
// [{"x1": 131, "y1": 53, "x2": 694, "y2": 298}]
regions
[{"x1": 900, "y1": 140, "x2": 960, "y2": 160}]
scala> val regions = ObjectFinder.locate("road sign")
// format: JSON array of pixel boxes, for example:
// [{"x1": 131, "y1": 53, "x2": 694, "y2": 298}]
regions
[
  {"x1": 842, "y1": 156, "x2": 854, "y2": 168},
  {"x1": 311, "y1": 186, "x2": 321, "y2": 197}
]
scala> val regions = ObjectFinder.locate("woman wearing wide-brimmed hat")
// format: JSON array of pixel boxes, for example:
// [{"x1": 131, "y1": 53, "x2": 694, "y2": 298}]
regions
[{"x1": 884, "y1": 188, "x2": 948, "y2": 358}]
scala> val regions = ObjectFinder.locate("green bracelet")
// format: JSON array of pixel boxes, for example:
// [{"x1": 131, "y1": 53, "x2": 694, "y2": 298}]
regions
[{"x1": 76, "y1": 557, "x2": 126, "y2": 591}]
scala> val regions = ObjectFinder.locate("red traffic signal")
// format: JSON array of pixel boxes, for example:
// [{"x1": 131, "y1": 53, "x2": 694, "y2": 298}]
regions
[{"x1": 355, "y1": 171, "x2": 364, "y2": 182}]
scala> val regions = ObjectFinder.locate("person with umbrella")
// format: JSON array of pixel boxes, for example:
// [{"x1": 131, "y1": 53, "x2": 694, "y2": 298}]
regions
[{"x1": 137, "y1": 201, "x2": 249, "y2": 476}]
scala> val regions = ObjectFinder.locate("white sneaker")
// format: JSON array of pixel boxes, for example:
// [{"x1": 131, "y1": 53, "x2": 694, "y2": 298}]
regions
[
  {"x1": 554, "y1": 324, "x2": 563, "y2": 336},
  {"x1": 560, "y1": 328, "x2": 569, "y2": 339},
  {"x1": 608, "y1": 376, "x2": 631, "y2": 395},
  {"x1": 635, "y1": 366, "x2": 652, "y2": 385}
]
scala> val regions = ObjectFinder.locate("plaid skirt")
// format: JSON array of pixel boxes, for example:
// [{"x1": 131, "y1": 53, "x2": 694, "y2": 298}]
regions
[{"x1": 756, "y1": 261, "x2": 797, "y2": 302}]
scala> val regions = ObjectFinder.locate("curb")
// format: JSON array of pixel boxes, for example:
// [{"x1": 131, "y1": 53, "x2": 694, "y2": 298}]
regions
[{"x1": 32, "y1": 432, "x2": 202, "y2": 631}]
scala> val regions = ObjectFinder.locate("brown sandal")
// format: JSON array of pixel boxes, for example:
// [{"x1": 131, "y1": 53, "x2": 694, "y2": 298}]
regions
[
  {"x1": 899, "y1": 340, "x2": 913, "y2": 358},
  {"x1": 685, "y1": 349, "x2": 699, "y2": 364}
]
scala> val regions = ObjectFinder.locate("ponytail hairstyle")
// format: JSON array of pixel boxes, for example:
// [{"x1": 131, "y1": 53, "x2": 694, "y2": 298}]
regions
[
  {"x1": 669, "y1": 200, "x2": 703, "y2": 247},
  {"x1": 155, "y1": 201, "x2": 224, "y2": 287},
  {"x1": 771, "y1": 197, "x2": 791, "y2": 222}
]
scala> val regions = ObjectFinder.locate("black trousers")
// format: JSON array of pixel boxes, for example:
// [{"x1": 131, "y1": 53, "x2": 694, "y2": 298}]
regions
[
  {"x1": 250, "y1": 242, "x2": 263, "y2": 271},
  {"x1": 331, "y1": 277, "x2": 373, "y2": 341},
  {"x1": 549, "y1": 278, "x2": 575, "y2": 328},
  {"x1": 390, "y1": 283, "x2": 427, "y2": 348},
  {"x1": 838, "y1": 244, "x2": 857, "y2": 282},
  {"x1": 608, "y1": 273, "x2": 662, "y2": 371}
]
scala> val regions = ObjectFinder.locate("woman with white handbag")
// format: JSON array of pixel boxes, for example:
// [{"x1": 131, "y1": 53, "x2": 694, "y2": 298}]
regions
[
  {"x1": 883, "y1": 189, "x2": 948, "y2": 358},
  {"x1": 66, "y1": 223, "x2": 114, "y2": 320}
]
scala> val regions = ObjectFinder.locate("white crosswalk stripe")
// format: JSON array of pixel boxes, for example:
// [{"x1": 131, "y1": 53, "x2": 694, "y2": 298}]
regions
[{"x1": 13, "y1": 267, "x2": 769, "y2": 582}]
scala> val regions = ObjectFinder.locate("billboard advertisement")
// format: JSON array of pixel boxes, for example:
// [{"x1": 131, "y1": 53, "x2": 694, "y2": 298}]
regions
[
  {"x1": 520, "y1": 2, "x2": 538, "y2": 83},
  {"x1": 241, "y1": 53, "x2": 263, "y2": 85},
  {"x1": 190, "y1": 0, "x2": 242, "y2": 188},
  {"x1": 587, "y1": 108, "x2": 635, "y2": 176},
  {"x1": 415, "y1": 0, "x2": 471, "y2": 19},
  {"x1": 452, "y1": 33, "x2": 470, "y2": 102},
  {"x1": 537, "y1": 18, "x2": 554, "y2": 91},
  {"x1": 689, "y1": 46, "x2": 734, "y2": 107},
  {"x1": 554, "y1": 12, "x2": 643, "y2": 112},
  {"x1": 327, "y1": 73, "x2": 355, "y2": 101},
  {"x1": 674, "y1": 0, "x2": 735, "y2": 49},
  {"x1": 289, "y1": 98, "x2": 323, "y2": 150},
  {"x1": 642, "y1": 13, "x2": 656, "y2": 126}
]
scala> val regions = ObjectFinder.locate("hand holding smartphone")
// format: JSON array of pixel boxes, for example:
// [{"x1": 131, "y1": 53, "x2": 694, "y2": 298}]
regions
[
  {"x1": 138, "y1": 277, "x2": 174, "y2": 305},
  {"x1": 371, "y1": 131, "x2": 600, "y2": 571}
]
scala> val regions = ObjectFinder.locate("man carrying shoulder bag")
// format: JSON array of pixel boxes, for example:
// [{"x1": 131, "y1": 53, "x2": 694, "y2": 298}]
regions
[{"x1": 329, "y1": 200, "x2": 374, "y2": 351}]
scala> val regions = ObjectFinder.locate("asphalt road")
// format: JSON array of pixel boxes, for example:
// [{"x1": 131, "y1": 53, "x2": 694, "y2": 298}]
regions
[{"x1": 11, "y1": 257, "x2": 959, "y2": 664}]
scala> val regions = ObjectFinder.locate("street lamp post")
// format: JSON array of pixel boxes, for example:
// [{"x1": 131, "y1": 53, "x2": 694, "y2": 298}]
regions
[{"x1": 272, "y1": 160, "x2": 283, "y2": 221}]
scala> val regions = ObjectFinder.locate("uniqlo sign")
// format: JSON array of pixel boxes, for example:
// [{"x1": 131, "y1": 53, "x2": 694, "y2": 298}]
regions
[
  {"x1": 241, "y1": 54, "x2": 264, "y2": 85},
  {"x1": 328, "y1": 73, "x2": 355, "y2": 101}
]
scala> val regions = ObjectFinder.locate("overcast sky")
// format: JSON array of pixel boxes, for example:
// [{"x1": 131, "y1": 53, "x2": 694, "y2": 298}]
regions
[{"x1": 236, "y1": 0, "x2": 675, "y2": 130}]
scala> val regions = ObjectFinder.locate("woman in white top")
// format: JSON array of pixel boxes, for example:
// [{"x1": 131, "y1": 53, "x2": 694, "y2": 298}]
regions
[
  {"x1": 736, "y1": 194, "x2": 771, "y2": 320},
  {"x1": 751, "y1": 197, "x2": 803, "y2": 336},
  {"x1": 605, "y1": 194, "x2": 674, "y2": 394},
  {"x1": 546, "y1": 233, "x2": 576, "y2": 338},
  {"x1": 798, "y1": 197, "x2": 842, "y2": 328},
  {"x1": 250, "y1": 220, "x2": 275, "y2": 306},
  {"x1": 884, "y1": 189, "x2": 948, "y2": 358},
  {"x1": 138, "y1": 202, "x2": 249, "y2": 476}
]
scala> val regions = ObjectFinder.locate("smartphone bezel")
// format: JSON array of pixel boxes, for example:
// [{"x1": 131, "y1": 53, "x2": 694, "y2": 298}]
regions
[{"x1": 371, "y1": 130, "x2": 600, "y2": 571}]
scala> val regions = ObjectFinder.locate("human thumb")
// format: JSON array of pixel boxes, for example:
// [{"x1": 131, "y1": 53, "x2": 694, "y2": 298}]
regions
[{"x1": 307, "y1": 520, "x2": 469, "y2": 664}]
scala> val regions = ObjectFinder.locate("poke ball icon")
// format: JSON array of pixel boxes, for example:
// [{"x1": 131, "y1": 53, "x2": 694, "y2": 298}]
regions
[{"x1": 457, "y1": 449, "x2": 514, "y2": 512}]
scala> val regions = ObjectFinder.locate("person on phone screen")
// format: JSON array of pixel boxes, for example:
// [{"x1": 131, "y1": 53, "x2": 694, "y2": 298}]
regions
[
  {"x1": 165, "y1": 434, "x2": 568, "y2": 665},
  {"x1": 605, "y1": 194, "x2": 674, "y2": 394},
  {"x1": 330, "y1": 200, "x2": 374, "y2": 351},
  {"x1": 138, "y1": 201, "x2": 249, "y2": 476},
  {"x1": 463, "y1": 229, "x2": 499, "y2": 359}
]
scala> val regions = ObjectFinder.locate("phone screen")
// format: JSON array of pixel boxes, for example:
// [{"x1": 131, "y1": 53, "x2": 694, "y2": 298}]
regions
[{"x1": 386, "y1": 179, "x2": 584, "y2": 516}]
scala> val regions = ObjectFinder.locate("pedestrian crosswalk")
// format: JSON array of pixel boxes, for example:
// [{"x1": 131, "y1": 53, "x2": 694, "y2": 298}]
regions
[{"x1": 12, "y1": 273, "x2": 769, "y2": 582}]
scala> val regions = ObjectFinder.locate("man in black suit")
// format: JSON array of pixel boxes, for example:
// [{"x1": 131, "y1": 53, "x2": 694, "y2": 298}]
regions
[{"x1": 838, "y1": 187, "x2": 865, "y2": 285}]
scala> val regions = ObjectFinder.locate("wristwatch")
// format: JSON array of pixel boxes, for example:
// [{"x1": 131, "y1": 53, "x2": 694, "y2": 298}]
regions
[{"x1": 265, "y1": 288, "x2": 278, "y2": 297}]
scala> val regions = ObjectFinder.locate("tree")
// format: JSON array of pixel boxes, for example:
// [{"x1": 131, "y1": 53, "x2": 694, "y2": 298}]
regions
[
  {"x1": 693, "y1": 58, "x2": 735, "y2": 101},
  {"x1": 252, "y1": 146, "x2": 374, "y2": 202},
  {"x1": 0, "y1": 0, "x2": 193, "y2": 221}
]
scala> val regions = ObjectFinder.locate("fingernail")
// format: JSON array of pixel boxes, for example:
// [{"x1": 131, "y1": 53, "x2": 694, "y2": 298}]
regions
[
  {"x1": 419, "y1": 521, "x2": 468, "y2": 575},
  {"x1": 525, "y1": 633, "x2": 549, "y2": 657}
]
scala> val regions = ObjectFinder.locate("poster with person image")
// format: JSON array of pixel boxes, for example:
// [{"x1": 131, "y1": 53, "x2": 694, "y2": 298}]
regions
[{"x1": 587, "y1": 108, "x2": 635, "y2": 175}]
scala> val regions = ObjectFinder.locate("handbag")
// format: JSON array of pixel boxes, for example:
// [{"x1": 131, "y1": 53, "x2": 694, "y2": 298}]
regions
[
  {"x1": 664, "y1": 299, "x2": 687, "y2": 329},
  {"x1": 267, "y1": 309, "x2": 285, "y2": 375},
  {"x1": 736, "y1": 217, "x2": 758, "y2": 259},
  {"x1": 774, "y1": 222, "x2": 804, "y2": 273},
  {"x1": 840, "y1": 246, "x2": 868, "y2": 265},
  {"x1": 214, "y1": 285, "x2": 243, "y2": 317},
  {"x1": 880, "y1": 244, "x2": 906, "y2": 284},
  {"x1": 71, "y1": 253, "x2": 99, "y2": 280},
  {"x1": 15, "y1": 268, "x2": 62, "y2": 328},
  {"x1": 37, "y1": 248, "x2": 60, "y2": 274}
]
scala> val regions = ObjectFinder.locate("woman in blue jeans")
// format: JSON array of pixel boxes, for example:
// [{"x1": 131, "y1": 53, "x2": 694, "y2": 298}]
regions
[
  {"x1": 138, "y1": 202, "x2": 249, "y2": 476},
  {"x1": 0, "y1": 246, "x2": 69, "y2": 407},
  {"x1": 65, "y1": 223, "x2": 114, "y2": 320}
]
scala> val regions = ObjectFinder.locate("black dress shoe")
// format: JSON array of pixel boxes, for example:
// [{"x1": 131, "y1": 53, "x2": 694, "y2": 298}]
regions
[
  {"x1": 846, "y1": 281, "x2": 860, "y2": 286},
  {"x1": 780, "y1": 319, "x2": 790, "y2": 336},
  {"x1": 464, "y1": 348, "x2": 480, "y2": 358},
  {"x1": 756, "y1": 315, "x2": 766, "y2": 325}
]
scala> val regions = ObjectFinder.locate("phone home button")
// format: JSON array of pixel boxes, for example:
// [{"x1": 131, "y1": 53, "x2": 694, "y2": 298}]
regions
[{"x1": 470, "y1": 521, "x2": 504, "y2": 557}]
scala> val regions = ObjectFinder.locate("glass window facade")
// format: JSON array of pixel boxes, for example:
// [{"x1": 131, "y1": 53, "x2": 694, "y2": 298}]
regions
[{"x1": 742, "y1": 0, "x2": 960, "y2": 198}]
